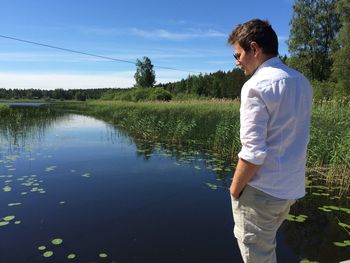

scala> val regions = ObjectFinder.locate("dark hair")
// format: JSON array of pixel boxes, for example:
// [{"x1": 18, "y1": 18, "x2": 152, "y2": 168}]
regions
[{"x1": 228, "y1": 19, "x2": 278, "y2": 56}]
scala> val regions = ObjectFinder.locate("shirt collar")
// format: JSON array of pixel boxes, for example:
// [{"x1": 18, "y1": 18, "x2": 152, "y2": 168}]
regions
[{"x1": 252, "y1": 57, "x2": 282, "y2": 77}]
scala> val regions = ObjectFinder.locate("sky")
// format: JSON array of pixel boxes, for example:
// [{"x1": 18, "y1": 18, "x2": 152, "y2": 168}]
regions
[{"x1": 0, "y1": 0, "x2": 294, "y2": 90}]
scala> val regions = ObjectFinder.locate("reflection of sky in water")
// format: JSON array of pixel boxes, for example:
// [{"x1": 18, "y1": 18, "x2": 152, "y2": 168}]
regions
[
  {"x1": 0, "y1": 113, "x2": 349, "y2": 262},
  {"x1": 0, "y1": 113, "x2": 243, "y2": 263}
]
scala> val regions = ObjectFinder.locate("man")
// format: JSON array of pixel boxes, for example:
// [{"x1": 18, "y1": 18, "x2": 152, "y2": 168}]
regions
[{"x1": 228, "y1": 19, "x2": 312, "y2": 262}]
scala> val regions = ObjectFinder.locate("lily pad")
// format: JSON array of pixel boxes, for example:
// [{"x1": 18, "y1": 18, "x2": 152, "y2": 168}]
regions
[
  {"x1": 205, "y1": 183, "x2": 218, "y2": 190},
  {"x1": 51, "y1": 238, "x2": 63, "y2": 245},
  {"x1": 333, "y1": 241, "x2": 348, "y2": 247},
  {"x1": 3, "y1": 215, "x2": 15, "y2": 221},
  {"x1": 338, "y1": 222, "x2": 350, "y2": 229},
  {"x1": 0, "y1": 221, "x2": 9, "y2": 227},
  {"x1": 8, "y1": 202, "x2": 22, "y2": 207},
  {"x1": 45, "y1": 166, "x2": 57, "y2": 172},
  {"x1": 99, "y1": 253, "x2": 108, "y2": 258},
  {"x1": 3, "y1": 186, "x2": 12, "y2": 192},
  {"x1": 38, "y1": 246, "x2": 46, "y2": 251},
  {"x1": 67, "y1": 253, "x2": 76, "y2": 259},
  {"x1": 43, "y1": 251, "x2": 53, "y2": 258}
]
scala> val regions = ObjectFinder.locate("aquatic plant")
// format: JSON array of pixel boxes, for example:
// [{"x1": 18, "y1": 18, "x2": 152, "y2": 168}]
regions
[{"x1": 51, "y1": 99, "x2": 350, "y2": 191}]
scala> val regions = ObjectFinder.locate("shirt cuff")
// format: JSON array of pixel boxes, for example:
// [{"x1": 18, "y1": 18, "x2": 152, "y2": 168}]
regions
[{"x1": 238, "y1": 148, "x2": 266, "y2": 165}]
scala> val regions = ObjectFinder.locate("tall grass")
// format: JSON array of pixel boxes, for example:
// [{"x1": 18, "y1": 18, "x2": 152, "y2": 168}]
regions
[
  {"x1": 53, "y1": 100, "x2": 241, "y2": 159},
  {"x1": 308, "y1": 99, "x2": 350, "y2": 191},
  {"x1": 52, "y1": 99, "x2": 350, "y2": 189},
  {"x1": 0, "y1": 105, "x2": 62, "y2": 149}
]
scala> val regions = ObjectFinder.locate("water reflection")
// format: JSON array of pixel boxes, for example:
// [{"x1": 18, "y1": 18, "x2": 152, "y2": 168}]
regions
[
  {"x1": 0, "y1": 105, "x2": 63, "y2": 150},
  {"x1": 0, "y1": 107, "x2": 349, "y2": 262}
]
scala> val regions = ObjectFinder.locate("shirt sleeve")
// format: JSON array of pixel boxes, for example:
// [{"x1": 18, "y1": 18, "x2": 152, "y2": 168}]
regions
[{"x1": 238, "y1": 86, "x2": 269, "y2": 165}]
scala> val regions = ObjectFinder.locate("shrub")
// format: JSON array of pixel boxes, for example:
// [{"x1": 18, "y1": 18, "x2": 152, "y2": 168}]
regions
[{"x1": 150, "y1": 88, "x2": 172, "y2": 101}]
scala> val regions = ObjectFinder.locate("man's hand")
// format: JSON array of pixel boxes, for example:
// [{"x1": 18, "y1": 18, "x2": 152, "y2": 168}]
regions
[{"x1": 230, "y1": 158, "x2": 261, "y2": 199}]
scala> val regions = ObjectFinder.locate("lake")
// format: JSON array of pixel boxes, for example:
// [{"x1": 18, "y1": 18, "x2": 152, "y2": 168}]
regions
[{"x1": 0, "y1": 107, "x2": 349, "y2": 262}]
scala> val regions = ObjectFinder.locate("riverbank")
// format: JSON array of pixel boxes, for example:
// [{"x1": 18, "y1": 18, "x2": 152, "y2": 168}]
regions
[{"x1": 50, "y1": 99, "x2": 350, "y2": 193}]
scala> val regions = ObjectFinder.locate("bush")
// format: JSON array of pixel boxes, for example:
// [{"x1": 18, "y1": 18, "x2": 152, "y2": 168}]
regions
[
  {"x1": 150, "y1": 88, "x2": 172, "y2": 101},
  {"x1": 131, "y1": 88, "x2": 151, "y2": 101},
  {"x1": 312, "y1": 80, "x2": 336, "y2": 100},
  {"x1": 101, "y1": 87, "x2": 172, "y2": 102}
]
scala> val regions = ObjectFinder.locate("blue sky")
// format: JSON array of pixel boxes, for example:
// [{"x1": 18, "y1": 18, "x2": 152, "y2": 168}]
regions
[{"x1": 0, "y1": 0, "x2": 294, "y2": 89}]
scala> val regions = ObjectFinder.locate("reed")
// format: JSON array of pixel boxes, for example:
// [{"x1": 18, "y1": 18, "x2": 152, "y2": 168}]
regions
[{"x1": 52, "y1": 99, "x2": 350, "y2": 188}]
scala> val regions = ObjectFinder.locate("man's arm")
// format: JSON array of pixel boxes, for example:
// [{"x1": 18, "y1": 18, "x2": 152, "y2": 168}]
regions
[{"x1": 230, "y1": 158, "x2": 261, "y2": 199}]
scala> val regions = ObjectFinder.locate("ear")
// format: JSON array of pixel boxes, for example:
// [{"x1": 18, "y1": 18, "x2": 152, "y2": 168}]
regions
[{"x1": 250, "y1": 41, "x2": 260, "y2": 56}]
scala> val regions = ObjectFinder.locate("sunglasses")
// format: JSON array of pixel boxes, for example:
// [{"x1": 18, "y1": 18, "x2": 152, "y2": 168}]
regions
[{"x1": 233, "y1": 53, "x2": 241, "y2": 61}]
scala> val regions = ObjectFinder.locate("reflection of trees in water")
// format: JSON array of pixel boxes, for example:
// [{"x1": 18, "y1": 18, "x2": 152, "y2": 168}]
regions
[
  {"x1": 105, "y1": 122, "x2": 233, "y2": 187},
  {"x1": 0, "y1": 106, "x2": 64, "y2": 150},
  {"x1": 284, "y1": 189, "x2": 350, "y2": 262}
]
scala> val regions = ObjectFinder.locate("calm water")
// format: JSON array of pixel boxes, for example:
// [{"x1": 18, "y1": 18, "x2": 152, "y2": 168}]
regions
[{"x1": 0, "y1": 111, "x2": 349, "y2": 262}]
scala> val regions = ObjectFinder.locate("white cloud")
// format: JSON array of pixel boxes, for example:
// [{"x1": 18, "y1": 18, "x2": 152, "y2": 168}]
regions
[
  {"x1": 130, "y1": 28, "x2": 225, "y2": 40},
  {"x1": 0, "y1": 72, "x2": 135, "y2": 89},
  {"x1": 0, "y1": 69, "x2": 198, "y2": 90},
  {"x1": 73, "y1": 25, "x2": 226, "y2": 41}
]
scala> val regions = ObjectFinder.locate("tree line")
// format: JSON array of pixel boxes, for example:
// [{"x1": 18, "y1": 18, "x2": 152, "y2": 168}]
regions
[
  {"x1": 1, "y1": 0, "x2": 348, "y2": 101},
  {"x1": 0, "y1": 88, "x2": 117, "y2": 101},
  {"x1": 157, "y1": 69, "x2": 247, "y2": 99}
]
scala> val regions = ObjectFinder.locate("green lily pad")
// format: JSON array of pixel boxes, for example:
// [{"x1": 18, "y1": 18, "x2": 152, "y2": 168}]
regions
[
  {"x1": 333, "y1": 241, "x2": 348, "y2": 247},
  {"x1": 14, "y1": 221, "x2": 21, "y2": 225},
  {"x1": 3, "y1": 186, "x2": 12, "y2": 192},
  {"x1": 3, "y1": 215, "x2": 15, "y2": 221},
  {"x1": 43, "y1": 251, "x2": 53, "y2": 258},
  {"x1": 338, "y1": 222, "x2": 350, "y2": 229},
  {"x1": 318, "y1": 207, "x2": 332, "y2": 212},
  {"x1": 99, "y1": 253, "x2": 108, "y2": 258},
  {"x1": 38, "y1": 246, "x2": 46, "y2": 251},
  {"x1": 52, "y1": 238, "x2": 63, "y2": 245},
  {"x1": 45, "y1": 166, "x2": 57, "y2": 172},
  {"x1": 67, "y1": 253, "x2": 76, "y2": 259},
  {"x1": 0, "y1": 221, "x2": 9, "y2": 227}
]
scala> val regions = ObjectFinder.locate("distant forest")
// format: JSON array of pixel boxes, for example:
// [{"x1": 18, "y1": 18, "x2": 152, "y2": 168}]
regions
[
  {"x1": 0, "y1": 88, "x2": 113, "y2": 101},
  {"x1": 0, "y1": 68, "x2": 248, "y2": 101}
]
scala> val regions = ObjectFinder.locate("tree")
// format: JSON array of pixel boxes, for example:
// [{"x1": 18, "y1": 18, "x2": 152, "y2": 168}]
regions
[
  {"x1": 287, "y1": 0, "x2": 340, "y2": 81},
  {"x1": 134, "y1": 56, "x2": 156, "y2": 88},
  {"x1": 331, "y1": 0, "x2": 350, "y2": 95}
]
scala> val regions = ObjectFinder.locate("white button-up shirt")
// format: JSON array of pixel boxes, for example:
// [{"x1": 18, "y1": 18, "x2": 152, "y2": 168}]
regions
[{"x1": 238, "y1": 57, "x2": 313, "y2": 199}]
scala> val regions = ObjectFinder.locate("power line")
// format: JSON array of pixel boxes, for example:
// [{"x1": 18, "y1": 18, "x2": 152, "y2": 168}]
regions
[{"x1": 0, "y1": 34, "x2": 201, "y2": 74}]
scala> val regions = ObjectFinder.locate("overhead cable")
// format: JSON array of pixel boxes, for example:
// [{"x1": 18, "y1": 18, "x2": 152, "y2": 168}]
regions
[{"x1": 0, "y1": 34, "x2": 201, "y2": 74}]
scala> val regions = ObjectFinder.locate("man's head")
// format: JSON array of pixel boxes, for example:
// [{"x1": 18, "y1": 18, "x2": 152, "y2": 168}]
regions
[{"x1": 228, "y1": 19, "x2": 278, "y2": 75}]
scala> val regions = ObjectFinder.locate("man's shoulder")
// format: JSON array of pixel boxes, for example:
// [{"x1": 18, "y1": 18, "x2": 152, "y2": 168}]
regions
[{"x1": 253, "y1": 63, "x2": 308, "y2": 88}]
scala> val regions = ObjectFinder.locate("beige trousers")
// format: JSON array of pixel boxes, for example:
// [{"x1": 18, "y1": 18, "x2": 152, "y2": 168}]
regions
[{"x1": 231, "y1": 185, "x2": 295, "y2": 263}]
